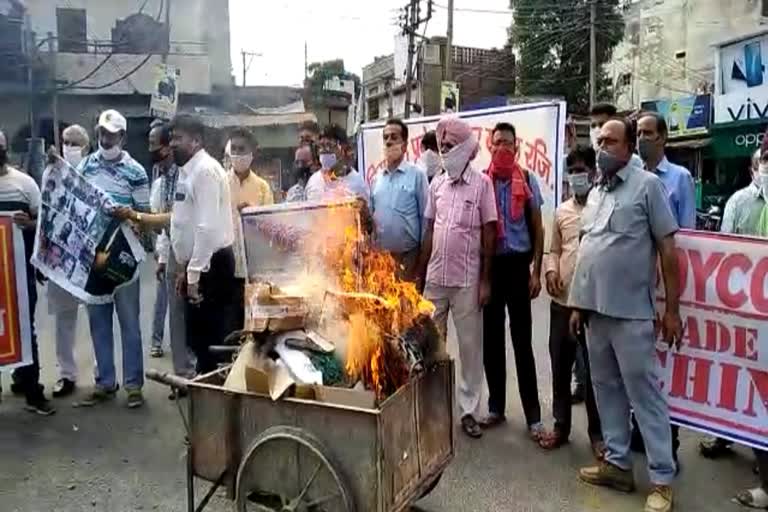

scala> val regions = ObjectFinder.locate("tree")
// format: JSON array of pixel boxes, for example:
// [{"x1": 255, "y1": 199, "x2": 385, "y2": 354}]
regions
[
  {"x1": 509, "y1": 0, "x2": 624, "y2": 113},
  {"x1": 305, "y1": 59, "x2": 361, "y2": 103}
]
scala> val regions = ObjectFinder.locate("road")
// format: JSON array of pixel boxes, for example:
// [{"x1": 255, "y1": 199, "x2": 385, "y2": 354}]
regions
[{"x1": 0, "y1": 263, "x2": 758, "y2": 511}]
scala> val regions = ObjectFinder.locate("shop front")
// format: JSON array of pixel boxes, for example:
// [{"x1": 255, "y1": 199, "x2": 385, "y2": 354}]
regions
[{"x1": 708, "y1": 119, "x2": 768, "y2": 209}]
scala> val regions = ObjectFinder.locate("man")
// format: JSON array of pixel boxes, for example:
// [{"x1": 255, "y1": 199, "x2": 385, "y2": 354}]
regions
[
  {"x1": 226, "y1": 128, "x2": 274, "y2": 326},
  {"x1": 305, "y1": 124, "x2": 369, "y2": 204},
  {"x1": 148, "y1": 122, "x2": 196, "y2": 389},
  {"x1": 569, "y1": 118, "x2": 682, "y2": 512},
  {"x1": 481, "y1": 122, "x2": 544, "y2": 440},
  {"x1": 370, "y1": 118, "x2": 428, "y2": 281},
  {"x1": 298, "y1": 119, "x2": 320, "y2": 147},
  {"x1": 589, "y1": 103, "x2": 617, "y2": 150},
  {"x1": 148, "y1": 124, "x2": 171, "y2": 359},
  {"x1": 418, "y1": 130, "x2": 440, "y2": 182},
  {"x1": 540, "y1": 145, "x2": 602, "y2": 456},
  {"x1": 286, "y1": 145, "x2": 315, "y2": 202},
  {"x1": 0, "y1": 130, "x2": 54, "y2": 415},
  {"x1": 169, "y1": 115, "x2": 236, "y2": 374},
  {"x1": 77, "y1": 110, "x2": 149, "y2": 409},
  {"x1": 46, "y1": 125, "x2": 90, "y2": 398},
  {"x1": 632, "y1": 111, "x2": 696, "y2": 465},
  {"x1": 416, "y1": 117, "x2": 497, "y2": 439},
  {"x1": 637, "y1": 112, "x2": 696, "y2": 229}
]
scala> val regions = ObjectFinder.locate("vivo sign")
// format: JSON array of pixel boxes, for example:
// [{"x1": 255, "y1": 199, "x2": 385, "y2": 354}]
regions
[{"x1": 714, "y1": 87, "x2": 768, "y2": 124}]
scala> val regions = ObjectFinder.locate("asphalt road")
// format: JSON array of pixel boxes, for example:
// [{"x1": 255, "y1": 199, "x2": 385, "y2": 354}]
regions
[{"x1": 0, "y1": 263, "x2": 759, "y2": 512}]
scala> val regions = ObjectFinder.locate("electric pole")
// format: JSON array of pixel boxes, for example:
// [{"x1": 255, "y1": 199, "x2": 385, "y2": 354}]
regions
[
  {"x1": 446, "y1": 0, "x2": 454, "y2": 81},
  {"x1": 589, "y1": 0, "x2": 597, "y2": 107},
  {"x1": 241, "y1": 50, "x2": 262, "y2": 87},
  {"x1": 401, "y1": 0, "x2": 433, "y2": 119},
  {"x1": 162, "y1": 0, "x2": 171, "y2": 64}
]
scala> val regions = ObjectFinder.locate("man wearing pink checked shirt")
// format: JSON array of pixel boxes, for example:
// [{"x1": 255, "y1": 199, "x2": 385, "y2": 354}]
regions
[{"x1": 416, "y1": 116, "x2": 498, "y2": 439}]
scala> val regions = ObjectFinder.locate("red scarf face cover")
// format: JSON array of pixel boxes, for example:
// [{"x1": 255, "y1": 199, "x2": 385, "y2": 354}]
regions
[{"x1": 487, "y1": 147, "x2": 532, "y2": 238}]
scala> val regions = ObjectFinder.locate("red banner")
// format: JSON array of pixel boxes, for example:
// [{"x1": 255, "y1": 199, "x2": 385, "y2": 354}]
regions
[{"x1": 0, "y1": 215, "x2": 31, "y2": 369}]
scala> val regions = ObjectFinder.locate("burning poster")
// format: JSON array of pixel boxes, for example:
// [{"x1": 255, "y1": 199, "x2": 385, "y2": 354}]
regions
[
  {"x1": 31, "y1": 162, "x2": 146, "y2": 305},
  {"x1": 0, "y1": 215, "x2": 32, "y2": 370}
]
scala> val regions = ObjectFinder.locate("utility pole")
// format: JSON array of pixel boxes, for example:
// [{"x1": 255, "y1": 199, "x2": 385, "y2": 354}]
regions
[
  {"x1": 445, "y1": 0, "x2": 454, "y2": 81},
  {"x1": 162, "y1": 0, "x2": 171, "y2": 64},
  {"x1": 241, "y1": 50, "x2": 262, "y2": 87},
  {"x1": 589, "y1": 0, "x2": 597, "y2": 107},
  {"x1": 47, "y1": 33, "x2": 59, "y2": 152},
  {"x1": 401, "y1": 0, "x2": 433, "y2": 119},
  {"x1": 304, "y1": 41, "x2": 308, "y2": 80}
]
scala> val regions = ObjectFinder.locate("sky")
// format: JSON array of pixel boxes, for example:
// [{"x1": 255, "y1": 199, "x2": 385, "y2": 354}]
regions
[{"x1": 229, "y1": 0, "x2": 513, "y2": 87}]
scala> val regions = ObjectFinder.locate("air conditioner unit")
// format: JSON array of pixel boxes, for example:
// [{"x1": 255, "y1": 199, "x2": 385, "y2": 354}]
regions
[{"x1": 422, "y1": 44, "x2": 440, "y2": 65}]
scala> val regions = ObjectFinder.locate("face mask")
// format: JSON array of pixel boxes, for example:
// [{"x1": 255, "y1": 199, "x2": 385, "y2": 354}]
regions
[
  {"x1": 440, "y1": 137, "x2": 477, "y2": 181},
  {"x1": 319, "y1": 153, "x2": 338, "y2": 171},
  {"x1": 0, "y1": 148, "x2": 7, "y2": 167},
  {"x1": 567, "y1": 172, "x2": 591, "y2": 196},
  {"x1": 590, "y1": 127, "x2": 601, "y2": 150},
  {"x1": 420, "y1": 150, "x2": 440, "y2": 177},
  {"x1": 63, "y1": 145, "x2": 84, "y2": 167},
  {"x1": 231, "y1": 153, "x2": 253, "y2": 173},
  {"x1": 597, "y1": 149, "x2": 626, "y2": 176},
  {"x1": 637, "y1": 138, "x2": 659, "y2": 162},
  {"x1": 98, "y1": 142, "x2": 121, "y2": 161}
]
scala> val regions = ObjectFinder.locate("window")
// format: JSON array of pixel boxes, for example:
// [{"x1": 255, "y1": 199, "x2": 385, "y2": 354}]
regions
[
  {"x1": 367, "y1": 99, "x2": 380, "y2": 121},
  {"x1": 763, "y1": 0, "x2": 768, "y2": 17},
  {"x1": 56, "y1": 8, "x2": 87, "y2": 53}
]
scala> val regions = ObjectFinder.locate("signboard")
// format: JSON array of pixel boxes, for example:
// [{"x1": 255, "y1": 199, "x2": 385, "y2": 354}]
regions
[
  {"x1": 657, "y1": 230, "x2": 768, "y2": 450},
  {"x1": 715, "y1": 32, "x2": 768, "y2": 124},
  {"x1": 359, "y1": 102, "x2": 566, "y2": 250},
  {"x1": 32, "y1": 161, "x2": 146, "y2": 304},
  {"x1": 441, "y1": 81, "x2": 460, "y2": 113},
  {"x1": 711, "y1": 121, "x2": 768, "y2": 158},
  {"x1": 714, "y1": 88, "x2": 768, "y2": 124},
  {"x1": 641, "y1": 95, "x2": 711, "y2": 137},
  {"x1": 149, "y1": 64, "x2": 180, "y2": 119},
  {"x1": 0, "y1": 215, "x2": 32, "y2": 370}
]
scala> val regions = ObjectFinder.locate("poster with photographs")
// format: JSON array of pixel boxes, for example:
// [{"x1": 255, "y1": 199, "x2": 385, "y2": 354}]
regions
[{"x1": 31, "y1": 161, "x2": 146, "y2": 305}]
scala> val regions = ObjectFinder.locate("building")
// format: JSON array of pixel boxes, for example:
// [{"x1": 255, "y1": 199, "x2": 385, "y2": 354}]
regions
[
  {"x1": 1, "y1": 0, "x2": 232, "y2": 170},
  {"x1": 361, "y1": 37, "x2": 516, "y2": 122},
  {"x1": 608, "y1": 0, "x2": 767, "y2": 110}
]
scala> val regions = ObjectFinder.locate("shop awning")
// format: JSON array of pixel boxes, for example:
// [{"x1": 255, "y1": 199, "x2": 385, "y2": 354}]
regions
[
  {"x1": 666, "y1": 138, "x2": 711, "y2": 149},
  {"x1": 198, "y1": 112, "x2": 317, "y2": 129}
]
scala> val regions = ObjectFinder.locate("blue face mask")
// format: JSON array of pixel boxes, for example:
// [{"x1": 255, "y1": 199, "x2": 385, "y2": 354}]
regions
[{"x1": 319, "y1": 153, "x2": 337, "y2": 171}]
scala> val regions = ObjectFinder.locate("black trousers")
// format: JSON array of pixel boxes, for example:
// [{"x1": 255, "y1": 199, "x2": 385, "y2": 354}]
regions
[
  {"x1": 549, "y1": 301, "x2": 602, "y2": 442},
  {"x1": 757, "y1": 449, "x2": 768, "y2": 490},
  {"x1": 13, "y1": 263, "x2": 43, "y2": 402},
  {"x1": 186, "y1": 247, "x2": 238, "y2": 375},
  {"x1": 483, "y1": 252, "x2": 541, "y2": 425}
]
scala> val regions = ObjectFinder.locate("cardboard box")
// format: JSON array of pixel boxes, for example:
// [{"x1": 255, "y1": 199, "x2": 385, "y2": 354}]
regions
[{"x1": 314, "y1": 385, "x2": 377, "y2": 409}]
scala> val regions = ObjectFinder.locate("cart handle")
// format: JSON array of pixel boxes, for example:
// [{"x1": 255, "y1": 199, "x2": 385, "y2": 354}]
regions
[{"x1": 146, "y1": 369, "x2": 190, "y2": 391}]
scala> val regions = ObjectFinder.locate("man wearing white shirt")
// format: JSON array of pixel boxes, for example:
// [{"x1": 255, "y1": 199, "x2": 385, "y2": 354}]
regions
[
  {"x1": 305, "y1": 124, "x2": 370, "y2": 205},
  {"x1": 169, "y1": 115, "x2": 236, "y2": 374}
]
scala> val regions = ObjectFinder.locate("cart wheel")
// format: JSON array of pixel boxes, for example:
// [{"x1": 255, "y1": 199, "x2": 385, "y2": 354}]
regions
[
  {"x1": 234, "y1": 425, "x2": 355, "y2": 512},
  {"x1": 418, "y1": 472, "x2": 443, "y2": 499}
]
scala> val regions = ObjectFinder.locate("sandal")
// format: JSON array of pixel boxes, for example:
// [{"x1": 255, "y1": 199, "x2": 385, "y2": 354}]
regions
[
  {"x1": 734, "y1": 487, "x2": 768, "y2": 509},
  {"x1": 699, "y1": 437, "x2": 733, "y2": 459},
  {"x1": 461, "y1": 415, "x2": 483, "y2": 439},
  {"x1": 529, "y1": 423, "x2": 546, "y2": 442},
  {"x1": 538, "y1": 430, "x2": 568, "y2": 450}
]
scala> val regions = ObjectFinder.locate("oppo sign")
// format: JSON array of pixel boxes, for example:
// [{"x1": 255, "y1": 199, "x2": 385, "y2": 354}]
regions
[{"x1": 734, "y1": 131, "x2": 765, "y2": 147}]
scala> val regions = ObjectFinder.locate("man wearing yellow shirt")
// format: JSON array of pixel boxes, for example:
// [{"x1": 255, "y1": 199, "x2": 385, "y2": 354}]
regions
[{"x1": 226, "y1": 128, "x2": 274, "y2": 327}]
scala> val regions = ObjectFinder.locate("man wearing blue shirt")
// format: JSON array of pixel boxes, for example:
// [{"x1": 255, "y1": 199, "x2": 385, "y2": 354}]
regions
[
  {"x1": 76, "y1": 110, "x2": 150, "y2": 409},
  {"x1": 371, "y1": 119, "x2": 428, "y2": 282},
  {"x1": 637, "y1": 112, "x2": 696, "y2": 229}
]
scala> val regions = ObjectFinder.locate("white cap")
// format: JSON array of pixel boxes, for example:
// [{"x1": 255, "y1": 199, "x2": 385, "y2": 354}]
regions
[{"x1": 98, "y1": 109, "x2": 127, "y2": 133}]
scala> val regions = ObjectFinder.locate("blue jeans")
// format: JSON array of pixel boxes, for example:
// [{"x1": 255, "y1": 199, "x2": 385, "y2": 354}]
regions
[
  {"x1": 586, "y1": 313, "x2": 676, "y2": 485},
  {"x1": 87, "y1": 279, "x2": 144, "y2": 390},
  {"x1": 151, "y1": 276, "x2": 168, "y2": 348}
]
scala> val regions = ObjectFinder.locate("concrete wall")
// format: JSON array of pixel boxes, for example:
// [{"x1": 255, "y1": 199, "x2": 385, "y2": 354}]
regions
[
  {"x1": 609, "y1": 0, "x2": 764, "y2": 109},
  {"x1": 24, "y1": 0, "x2": 232, "y2": 94}
]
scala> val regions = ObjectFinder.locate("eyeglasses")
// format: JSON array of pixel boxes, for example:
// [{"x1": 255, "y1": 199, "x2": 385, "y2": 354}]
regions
[{"x1": 317, "y1": 142, "x2": 339, "y2": 153}]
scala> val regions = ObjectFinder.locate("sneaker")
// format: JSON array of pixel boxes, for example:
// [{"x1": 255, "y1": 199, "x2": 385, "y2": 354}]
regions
[
  {"x1": 52, "y1": 378, "x2": 76, "y2": 398},
  {"x1": 126, "y1": 388, "x2": 144, "y2": 409},
  {"x1": 645, "y1": 485, "x2": 673, "y2": 512},
  {"x1": 73, "y1": 386, "x2": 118, "y2": 407},
  {"x1": 150, "y1": 346, "x2": 164, "y2": 358},
  {"x1": 25, "y1": 397, "x2": 56, "y2": 416},
  {"x1": 578, "y1": 461, "x2": 636, "y2": 493}
]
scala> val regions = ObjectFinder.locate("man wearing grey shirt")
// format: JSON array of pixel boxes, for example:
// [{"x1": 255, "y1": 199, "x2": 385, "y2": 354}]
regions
[{"x1": 568, "y1": 119, "x2": 683, "y2": 512}]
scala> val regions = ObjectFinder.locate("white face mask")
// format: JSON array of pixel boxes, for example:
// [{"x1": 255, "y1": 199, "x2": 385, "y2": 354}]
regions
[
  {"x1": 440, "y1": 137, "x2": 477, "y2": 181},
  {"x1": 63, "y1": 145, "x2": 84, "y2": 167},
  {"x1": 590, "y1": 127, "x2": 601, "y2": 151},
  {"x1": 567, "y1": 172, "x2": 591, "y2": 196},
  {"x1": 98, "y1": 143, "x2": 121, "y2": 161},
  {"x1": 420, "y1": 149, "x2": 440, "y2": 177},
  {"x1": 231, "y1": 153, "x2": 253, "y2": 174},
  {"x1": 319, "y1": 153, "x2": 338, "y2": 171}
]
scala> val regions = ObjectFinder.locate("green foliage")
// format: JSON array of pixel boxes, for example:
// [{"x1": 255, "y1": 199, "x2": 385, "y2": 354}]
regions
[
  {"x1": 306, "y1": 59, "x2": 361, "y2": 102},
  {"x1": 510, "y1": 0, "x2": 624, "y2": 113}
]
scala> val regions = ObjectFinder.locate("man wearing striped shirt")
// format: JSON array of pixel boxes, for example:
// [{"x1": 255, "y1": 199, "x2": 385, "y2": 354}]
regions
[
  {"x1": 76, "y1": 110, "x2": 150, "y2": 409},
  {"x1": 0, "y1": 130, "x2": 55, "y2": 415}
]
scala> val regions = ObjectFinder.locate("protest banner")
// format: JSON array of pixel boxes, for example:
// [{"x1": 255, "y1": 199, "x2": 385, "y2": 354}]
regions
[
  {"x1": 31, "y1": 161, "x2": 146, "y2": 305},
  {"x1": 0, "y1": 215, "x2": 32, "y2": 370},
  {"x1": 657, "y1": 230, "x2": 768, "y2": 450},
  {"x1": 359, "y1": 102, "x2": 566, "y2": 250}
]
